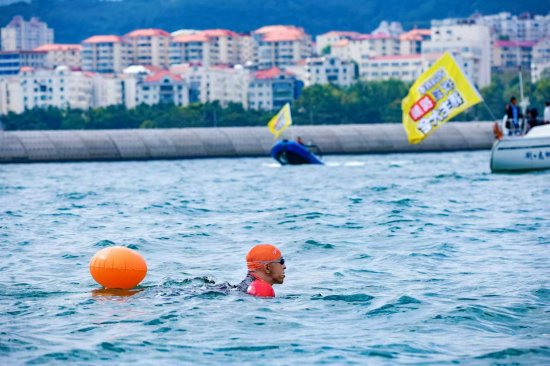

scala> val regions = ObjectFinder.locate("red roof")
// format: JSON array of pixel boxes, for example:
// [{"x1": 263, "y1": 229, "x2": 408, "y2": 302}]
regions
[
  {"x1": 332, "y1": 39, "x2": 349, "y2": 47},
  {"x1": 399, "y1": 29, "x2": 431, "y2": 41},
  {"x1": 494, "y1": 40, "x2": 536, "y2": 48},
  {"x1": 33, "y1": 44, "x2": 81, "y2": 52},
  {"x1": 202, "y1": 29, "x2": 238, "y2": 38},
  {"x1": 144, "y1": 70, "x2": 183, "y2": 83},
  {"x1": 320, "y1": 31, "x2": 362, "y2": 38},
  {"x1": 172, "y1": 29, "x2": 237, "y2": 43},
  {"x1": 125, "y1": 29, "x2": 170, "y2": 38},
  {"x1": 254, "y1": 25, "x2": 306, "y2": 42},
  {"x1": 254, "y1": 67, "x2": 294, "y2": 79},
  {"x1": 172, "y1": 33, "x2": 209, "y2": 43},
  {"x1": 82, "y1": 35, "x2": 123, "y2": 44}
]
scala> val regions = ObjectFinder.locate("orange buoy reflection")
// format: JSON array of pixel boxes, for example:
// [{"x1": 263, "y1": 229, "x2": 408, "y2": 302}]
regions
[{"x1": 91, "y1": 288, "x2": 144, "y2": 297}]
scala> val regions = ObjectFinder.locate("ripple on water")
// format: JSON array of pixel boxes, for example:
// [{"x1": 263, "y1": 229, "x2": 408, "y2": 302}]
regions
[{"x1": 312, "y1": 294, "x2": 374, "y2": 304}]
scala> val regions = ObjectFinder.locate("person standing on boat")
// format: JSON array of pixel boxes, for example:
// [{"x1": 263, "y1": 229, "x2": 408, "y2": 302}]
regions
[
  {"x1": 544, "y1": 101, "x2": 550, "y2": 125},
  {"x1": 505, "y1": 97, "x2": 523, "y2": 135},
  {"x1": 236, "y1": 244, "x2": 286, "y2": 298},
  {"x1": 527, "y1": 108, "x2": 539, "y2": 131}
]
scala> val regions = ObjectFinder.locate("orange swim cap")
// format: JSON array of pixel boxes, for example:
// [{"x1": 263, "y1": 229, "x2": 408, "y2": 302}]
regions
[{"x1": 246, "y1": 244, "x2": 282, "y2": 270}]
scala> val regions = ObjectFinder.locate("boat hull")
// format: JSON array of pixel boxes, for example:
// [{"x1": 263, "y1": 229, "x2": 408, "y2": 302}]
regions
[
  {"x1": 490, "y1": 136, "x2": 550, "y2": 172},
  {"x1": 271, "y1": 140, "x2": 323, "y2": 165}
]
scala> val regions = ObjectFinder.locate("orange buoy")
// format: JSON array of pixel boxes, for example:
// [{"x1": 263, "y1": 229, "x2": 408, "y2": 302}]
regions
[{"x1": 89, "y1": 246, "x2": 147, "y2": 289}]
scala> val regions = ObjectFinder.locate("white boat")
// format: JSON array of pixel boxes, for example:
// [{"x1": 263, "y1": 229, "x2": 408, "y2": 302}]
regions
[{"x1": 490, "y1": 123, "x2": 550, "y2": 172}]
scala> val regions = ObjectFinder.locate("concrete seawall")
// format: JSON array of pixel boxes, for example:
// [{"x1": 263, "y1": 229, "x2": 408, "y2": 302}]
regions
[{"x1": 0, "y1": 122, "x2": 495, "y2": 163}]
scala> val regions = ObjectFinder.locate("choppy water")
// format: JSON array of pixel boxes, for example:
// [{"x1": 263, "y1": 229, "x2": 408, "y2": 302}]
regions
[{"x1": 1, "y1": 151, "x2": 549, "y2": 365}]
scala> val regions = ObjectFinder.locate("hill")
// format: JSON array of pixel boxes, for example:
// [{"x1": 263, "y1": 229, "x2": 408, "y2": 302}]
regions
[{"x1": 0, "y1": 0, "x2": 548, "y2": 43}]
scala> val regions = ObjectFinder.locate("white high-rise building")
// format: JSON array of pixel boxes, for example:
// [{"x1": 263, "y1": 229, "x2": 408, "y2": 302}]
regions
[
  {"x1": 315, "y1": 31, "x2": 362, "y2": 55},
  {"x1": 33, "y1": 44, "x2": 81, "y2": 69},
  {"x1": 285, "y1": 56, "x2": 355, "y2": 87},
  {"x1": 531, "y1": 38, "x2": 550, "y2": 82},
  {"x1": 473, "y1": 12, "x2": 550, "y2": 42},
  {"x1": 81, "y1": 35, "x2": 131, "y2": 73},
  {"x1": 125, "y1": 29, "x2": 171, "y2": 69},
  {"x1": 1, "y1": 16, "x2": 54, "y2": 51},
  {"x1": 492, "y1": 40, "x2": 535, "y2": 70},
  {"x1": 172, "y1": 64, "x2": 249, "y2": 107},
  {"x1": 0, "y1": 66, "x2": 93, "y2": 114},
  {"x1": 92, "y1": 74, "x2": 124, "y2": 107},
  {"x1": 399, "y1": 29, "x2": 431, "y2": 55},
  {"x1": 248, "y1": 67, "x2": 300, "y2": 111},
  {"x1": 252, "y1": 25, "x2": 314, "y2": 70},
  {"x1": 360, "y1": 53, "x2": 442, "y2": 82},
  {"x1": 122, "y1": 67, "x2": 188, "y2": 109},
  {"x1": 170, "y1": 29, "x2": 240, "y2": 67},
  {"x1": 422, "y1": 23, "x2": 491, "y2": 87}
]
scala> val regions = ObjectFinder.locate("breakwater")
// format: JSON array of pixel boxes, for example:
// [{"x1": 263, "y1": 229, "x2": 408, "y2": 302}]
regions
[{"x1": 0, "y1": 122, "x2": 494, "y2": 163}]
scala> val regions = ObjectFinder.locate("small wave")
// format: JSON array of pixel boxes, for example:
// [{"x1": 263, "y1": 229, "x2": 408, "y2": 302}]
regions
[
  {"x1": 56, "y1": 191, "x2": 97, "y2": 200},
  {"x1": 367, "y1": 296, "x2": 421, "y2": 316},
  {"x1": 312, "y1": 294, "x2": 374, "y2": 303},
  {"x1": 284, "y1": 212, "x2": 324, "y2": 220},
  {"x1": 162, "y1": 277, "x2": 216, "y2": 287},
  {"x1": 475, "y1": 346, "x2": 550, "y2": 360},
  {"x1": 93, "y1": 239, "x2": 116, "y2": 247},
  {"x1": 433, "y1": 172, "x2": 464, "y2": 180},
  {"x1": 327, "y1": 222, "x2": 363, "y2": 229},
  {"x1": 432, "y1": 304, "x2": 521, "y2": 331},
  {"x1": 303, "y1": 239, "x2": 335, "y2": 249},
  {"x1": 533, "y1": 288, "x2": 550, "y2": 301},
  {"x1": 214, "y1": 345, "x2": 279, "y2": 352}
]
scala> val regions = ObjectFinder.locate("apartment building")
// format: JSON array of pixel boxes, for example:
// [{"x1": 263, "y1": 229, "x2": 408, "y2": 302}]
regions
[
  {"x1": 351, "y1": 33, "x2": 401, "y2": 66},
  {"x1": 360, "y1": 53, "x2": 441, "y2": 82},
  {"x1": 1, "y1": 16, "x2": 54, "y2": 51},
  {"x1": 81, "y1": 35, "x2": 131, "y2": 73},
  {"x1": 125, "y1": 29, "x2": 171, "y2": 69},
  {"x1": 172, "y1": 64, "x2": 249, "y2": 107},
  {"x1": 399, "y1": 29, "x2": 431, "y2": 55},
  {"x1": 0, "y1": 50, "x2": 46, "y2": 76},
  {"x1": 123, "y1": 69, "x2": 188, "y2": 109},
  {"x1": 252, "y1": 25, "x2": 314, "y2": 69},
  {"x1": 33, "y1": 44, "x2": 81, "y2": 69},
  {"x1": 472, "y1": 12, "x2": 550, "y2": 42},
  {"x1": 170, "y1": 29, "x2": 239, "y2": 66},
  {"x1": 0, "y1": 66, "x2": 93, "y2": 114},
  {"x1": 91, "y1": 74, "x2": 124, "y2": 107},
  {"x1": 422, "y1": 23, "x2": 491, "y2": 87},
  {"x1": 315, "y1": 31, "x2": 362, "y2": 55},
  {"x1": 286, "y1": 55, "x2": 356, "y2": 87},
  {"x1": 531, "y1": 38, "x2": 550, "y2": 82},
  {"x1": 492, "y1": 40, "x2": 535, "y2": 70},
  {"x1": 248, "y1": 67, "x2": 302, "y2": 110}
]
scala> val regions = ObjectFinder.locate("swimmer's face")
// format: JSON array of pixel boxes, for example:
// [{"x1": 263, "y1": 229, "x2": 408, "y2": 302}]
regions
[{"x1": 267, "y1": 259, "x2": 286, "y2": 284}]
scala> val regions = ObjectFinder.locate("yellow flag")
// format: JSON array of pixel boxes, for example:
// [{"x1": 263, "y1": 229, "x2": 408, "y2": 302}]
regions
[
  {"x1": 267, "y1": 103, "x2": 292, "y2": 139},
  {"x1": 402, "y1": 52, "x2": 482, "y2": 144}
]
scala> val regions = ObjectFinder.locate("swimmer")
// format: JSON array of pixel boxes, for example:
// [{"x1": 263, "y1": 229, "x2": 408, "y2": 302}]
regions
[{"x1": 236, "y1": 244, "x2": 286, "y2": 298}]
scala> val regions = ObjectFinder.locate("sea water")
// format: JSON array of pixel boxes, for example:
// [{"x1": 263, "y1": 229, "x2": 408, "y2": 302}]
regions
[{"x1": 0, "y1": 151, "x2": 549, "y2": 365}]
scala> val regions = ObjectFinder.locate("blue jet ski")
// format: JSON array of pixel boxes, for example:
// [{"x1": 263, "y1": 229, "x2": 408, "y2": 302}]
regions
[{"x1": 271, "y1": 140, "x2": 323, "y2": 165}]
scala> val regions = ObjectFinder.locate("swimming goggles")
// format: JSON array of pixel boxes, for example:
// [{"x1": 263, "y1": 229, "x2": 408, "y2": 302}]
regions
[{"x1": 258, "y1": 257, "x2": 285, "y2": 265}]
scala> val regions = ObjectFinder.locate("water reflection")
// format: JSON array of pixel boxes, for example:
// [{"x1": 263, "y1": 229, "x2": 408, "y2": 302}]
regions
[{"x1": 91, "y1": 288, "x2": 144, "y2": 297}]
